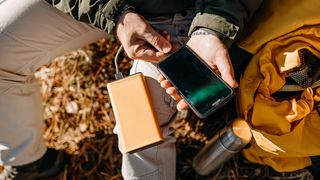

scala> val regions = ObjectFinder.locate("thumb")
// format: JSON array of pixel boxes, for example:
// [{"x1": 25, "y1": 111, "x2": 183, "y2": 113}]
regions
[
  {"x1": 216, "y1": 54, "x2": 238, "y2": 88},
  {"x1": 143, "y1": 28, "x2": 172, "y2": 53}
]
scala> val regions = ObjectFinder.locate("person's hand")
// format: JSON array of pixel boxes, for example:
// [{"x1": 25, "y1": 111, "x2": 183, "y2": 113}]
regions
[
  {"x1": 158, "y1": 34, "x2": 238, "y2": 111},
  {"x1": 116, "y1": 11, "x2": 172, "y2": 62}
]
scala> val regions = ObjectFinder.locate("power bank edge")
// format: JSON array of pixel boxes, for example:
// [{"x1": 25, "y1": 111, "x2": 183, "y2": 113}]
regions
[{"x1": 107, "y1": 73, "x2": 164, "y2": 153}]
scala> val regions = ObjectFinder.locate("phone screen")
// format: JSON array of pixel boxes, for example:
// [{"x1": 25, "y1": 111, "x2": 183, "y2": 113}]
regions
[{"x1": 157, "y1": 46, "x2": 234, "y2": 117}]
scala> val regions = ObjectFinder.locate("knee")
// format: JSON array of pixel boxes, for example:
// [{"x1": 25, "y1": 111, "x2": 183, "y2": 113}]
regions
[{"x1": 0, "y1": 70, "x2": 39, "y2": 95}]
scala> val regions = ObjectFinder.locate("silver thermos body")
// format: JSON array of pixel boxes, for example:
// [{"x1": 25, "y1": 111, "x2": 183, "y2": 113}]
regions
[{"x1": 193, "y1": 118, "x2": 252, "y2": 175}]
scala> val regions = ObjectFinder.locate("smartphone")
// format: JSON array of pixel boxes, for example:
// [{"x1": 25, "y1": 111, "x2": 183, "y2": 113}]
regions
[{"x1": 157, "y1": 45, "x2": 235, "y2": 118}]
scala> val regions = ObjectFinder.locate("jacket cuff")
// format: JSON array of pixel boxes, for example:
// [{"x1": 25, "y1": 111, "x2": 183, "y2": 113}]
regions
[
  {"x1": 100, "y1": 0, "x2": 126, "y2": 34},
  {"x1": 113, "y1": 2, "x2": 135, "y2": 23},
  {"x1": 188, "y1": 13, "x2": 239, "y2": 47}
]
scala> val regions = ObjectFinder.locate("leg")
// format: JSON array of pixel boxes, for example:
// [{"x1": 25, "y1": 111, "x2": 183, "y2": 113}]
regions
[
  {"x1": 0, "y1": 0, "x2": 107, "y2": 166},
  {"x1": 116, "y1": 10, "x2": 194, "y2": 180},
  {"x1": 118, "y1": 60, "x2": 177, "y2": 180}
]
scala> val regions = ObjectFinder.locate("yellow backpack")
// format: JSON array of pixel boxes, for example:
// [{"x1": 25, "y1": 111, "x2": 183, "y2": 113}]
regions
[{"x1": 237, "y1": 0, "x2": 320, "y2": 172}]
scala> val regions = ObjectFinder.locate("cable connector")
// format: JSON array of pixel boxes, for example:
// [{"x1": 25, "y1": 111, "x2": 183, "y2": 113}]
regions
[
  {"x1": 115, "y1": 72, "x2": 123, "y2": 80},
  {"x1": 114, "y1": 45, "x2": 124, "y2": 80}
]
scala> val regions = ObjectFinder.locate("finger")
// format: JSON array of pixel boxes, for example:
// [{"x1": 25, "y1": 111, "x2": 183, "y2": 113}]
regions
[
  {"x1": 166, "y1": 87, "x2": 182, "y2": 101},
  {"x1": 177, "y1": 99, "x2": 189, "y2": 111},
  {"x1": 160, "y1": 80, "x2": 171, "y2": 89},
  {"x1": 131, "y1": 45, "x2": 168, "y2": 62},
  {"x1": 143, "y1": 28, "x2": 172, "y2": 53},
  {"x1": 157, "y1": 75, "x2": 165, "y2": 83},
  {"x1": 215, "y1": 51, "x2": 238, "y2": 88}
]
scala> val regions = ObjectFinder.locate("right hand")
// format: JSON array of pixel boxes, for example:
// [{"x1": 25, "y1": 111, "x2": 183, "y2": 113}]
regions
[
  {"x1": 158, "y1": 35, "x2": 238, "y2": 111},
  {"x1": 116, "y1": 11, "x2": 172, "y2": 62}
]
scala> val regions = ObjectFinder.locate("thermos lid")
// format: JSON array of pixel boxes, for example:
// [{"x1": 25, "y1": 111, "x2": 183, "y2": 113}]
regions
[
  {"x1": 219, "y1": 118, "x2": 252, "y2": 151},
  {"x1": 232, "y1": 119, "x2": 252, "y2": 144}
]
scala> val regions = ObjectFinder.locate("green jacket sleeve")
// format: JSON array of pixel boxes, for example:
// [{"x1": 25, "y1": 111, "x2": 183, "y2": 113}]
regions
[
  {"x1": 190, "y1": 0, "x2": 263, "y2": 45},
  {"x1": 44, "y1": 0, "x2": 126, "y2": 34}
]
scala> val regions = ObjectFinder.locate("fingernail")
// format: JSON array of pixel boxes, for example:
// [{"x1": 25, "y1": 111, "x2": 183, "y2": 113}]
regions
[{"x1": 162, "y1": 44, "x2": 172, "y2": 53}]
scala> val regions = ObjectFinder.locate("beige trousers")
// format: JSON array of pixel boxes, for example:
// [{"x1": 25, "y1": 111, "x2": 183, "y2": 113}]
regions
[{"x1": 0, "y1": 0, "x2": 107, "y2": 166}]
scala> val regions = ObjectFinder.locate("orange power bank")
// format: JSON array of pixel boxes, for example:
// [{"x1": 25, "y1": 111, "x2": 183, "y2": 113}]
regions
[{"x1": 107, "y1": 73, "x2": 163, "y2": 153}]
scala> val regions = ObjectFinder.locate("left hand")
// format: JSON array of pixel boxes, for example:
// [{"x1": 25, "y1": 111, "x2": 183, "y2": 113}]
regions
[
  {"x1": 158, "y1": 34, "x2": 238, "y2": 111},
  {"x1": 116, "y1": 11, "x2": 172, "y2": 62}
]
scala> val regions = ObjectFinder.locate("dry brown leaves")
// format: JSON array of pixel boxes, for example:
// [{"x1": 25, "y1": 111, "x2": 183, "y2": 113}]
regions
[{"x1": 35, "y1": 37, "x2": 126, "y2": 179}]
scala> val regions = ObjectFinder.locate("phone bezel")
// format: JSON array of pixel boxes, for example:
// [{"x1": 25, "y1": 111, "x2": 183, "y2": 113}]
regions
[{"x1": 156, "y1": 45, "x2": 235, "y2": 118}]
